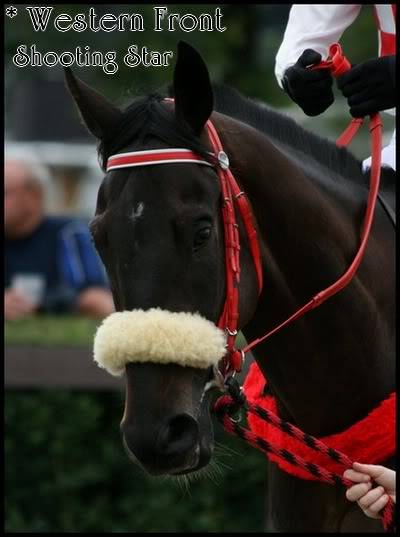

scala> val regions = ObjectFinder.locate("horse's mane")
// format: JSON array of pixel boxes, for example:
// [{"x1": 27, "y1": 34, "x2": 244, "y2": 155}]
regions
[
  {"x1": 211, "y1": 84, "x2": 365, "y2": 184},
  {"x1": 98, "y1": 84, "x2": 394, "y2": 189},
  {"x1": 97, "y1": 94, "x2": 210, "y2": 171}
]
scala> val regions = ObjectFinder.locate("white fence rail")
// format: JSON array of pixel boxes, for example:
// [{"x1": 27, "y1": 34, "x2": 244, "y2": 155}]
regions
[{"x1": 5, "y1": 102, "x2": 394, "y2": 216}]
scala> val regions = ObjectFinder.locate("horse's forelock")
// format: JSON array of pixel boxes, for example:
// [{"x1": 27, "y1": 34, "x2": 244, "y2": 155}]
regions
[{"x1": 97, "y1": 95, "x2": 210, "y2": 173}]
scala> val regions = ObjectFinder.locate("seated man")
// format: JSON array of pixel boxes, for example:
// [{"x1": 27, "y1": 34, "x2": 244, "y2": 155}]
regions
[{"x1": 5, "y1": 151, "x2": 115, "y2": 320}]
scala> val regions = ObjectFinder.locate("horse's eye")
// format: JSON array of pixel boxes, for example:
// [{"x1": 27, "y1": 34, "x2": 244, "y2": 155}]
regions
[{"x1": 193, "y1": 227, "x2": 212, "y2": 249}]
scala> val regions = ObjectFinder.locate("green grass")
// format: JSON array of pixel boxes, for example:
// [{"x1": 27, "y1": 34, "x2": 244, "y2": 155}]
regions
[
  {"x1": 5, "y1": 315, "x2": 248, "y2": 348},
  {"x1": 5, "y1": 315, "x2": 100, "y2": 347}
]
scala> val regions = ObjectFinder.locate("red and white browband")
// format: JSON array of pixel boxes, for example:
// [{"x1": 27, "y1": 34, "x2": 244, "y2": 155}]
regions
[{"x1": 106, "y1": 148, "x2": 213, "y2": 172}]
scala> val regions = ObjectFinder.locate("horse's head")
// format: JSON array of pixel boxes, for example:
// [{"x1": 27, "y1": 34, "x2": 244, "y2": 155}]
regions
[{"x1": 65, "y1": 42, "x2": 260, "y2": 475}]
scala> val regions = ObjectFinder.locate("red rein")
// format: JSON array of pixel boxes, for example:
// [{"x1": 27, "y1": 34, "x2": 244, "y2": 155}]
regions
[{"x1": 225, "y1": 42, "x2": 383, "y2": 367}]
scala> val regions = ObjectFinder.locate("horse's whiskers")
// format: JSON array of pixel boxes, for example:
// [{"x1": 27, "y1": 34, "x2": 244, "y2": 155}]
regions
[
  {"x1": 175, "y1": 474, "x2": 192, "y2": 496},
  {"x1": 214, "y1": 439, "x2": 243, "y2": 459}
]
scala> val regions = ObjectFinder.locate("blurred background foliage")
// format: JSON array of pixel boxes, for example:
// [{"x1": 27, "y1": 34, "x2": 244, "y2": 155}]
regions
[{"x1": 6, "y1": 390, "x2": 268, "y2": 532}]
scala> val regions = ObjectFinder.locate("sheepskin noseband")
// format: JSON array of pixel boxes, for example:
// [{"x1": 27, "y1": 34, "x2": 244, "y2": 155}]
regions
[{"x1": 93, "y1": 308, "x2": 227, "y2": 376}]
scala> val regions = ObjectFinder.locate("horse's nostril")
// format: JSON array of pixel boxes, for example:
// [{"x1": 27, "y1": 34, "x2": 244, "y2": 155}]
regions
[
  {"x1": 158, "y1": 413, "x2": 199, "y2": 456},
  {"x1": 121, "y1": 413, "x2": 201, "y2": 474}
]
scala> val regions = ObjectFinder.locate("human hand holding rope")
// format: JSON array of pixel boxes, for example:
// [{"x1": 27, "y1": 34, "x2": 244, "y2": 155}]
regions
[{"x1": 343, "y1": 463, "x2": 396, "y2": 519}]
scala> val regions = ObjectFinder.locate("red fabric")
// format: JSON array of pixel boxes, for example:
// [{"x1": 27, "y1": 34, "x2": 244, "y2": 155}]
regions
[
  {"x1": 380, "y1": 30, "x2": 396, "y2": 56},
  {"x1": 243, "y1": 362, "x2": 396, "y2": 481},
  {"x1": 373, "y1": 4, "x2": 396, "y2": 57}
]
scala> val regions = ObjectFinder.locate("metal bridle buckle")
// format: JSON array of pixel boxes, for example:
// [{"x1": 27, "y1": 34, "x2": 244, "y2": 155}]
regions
[
  {"x1": 218, "y1": 151, "x2": 230, "y2": 170},
  {"x1": 229, "y1": 409, "x2": 243, "y2": 423},
  {"x1": 202, "y1": 365, "x2": 226, "y2": 397},
  {"x1": 224, "y1": 375, "x2": 245, "y2": 423}
]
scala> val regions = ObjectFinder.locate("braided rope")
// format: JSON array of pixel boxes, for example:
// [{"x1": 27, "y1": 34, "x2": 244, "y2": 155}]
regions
[{"x1": 214, "y1": 393, "x2": 395, "y2": 532}]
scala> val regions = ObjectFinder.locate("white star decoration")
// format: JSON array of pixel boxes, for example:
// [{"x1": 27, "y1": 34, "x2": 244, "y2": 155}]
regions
[{"x1": 6, "y1": 5, "x2": 18, "y2": 18}]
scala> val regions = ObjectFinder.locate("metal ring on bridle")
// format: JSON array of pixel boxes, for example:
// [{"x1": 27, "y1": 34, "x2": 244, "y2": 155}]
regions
[
  {"x1": 224, "y1": 349, "x2": 245, "y2": 378},
  {"x1": 225, "y1": 328, "x2": 238, "y2": 336}
]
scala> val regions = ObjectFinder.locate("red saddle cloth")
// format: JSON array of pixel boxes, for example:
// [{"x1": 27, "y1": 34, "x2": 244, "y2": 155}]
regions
[{"x1": 243, "y1": 362, "x2": 396, "y2": 480}]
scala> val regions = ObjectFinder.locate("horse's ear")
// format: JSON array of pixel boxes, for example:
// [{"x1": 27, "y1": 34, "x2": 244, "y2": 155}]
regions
[
  {"x1": 64, "y1": 67, "x2": 122, "y2": 140},
  {"x1": 173, "y1": 41, "x2": 213, "y2": 136}
]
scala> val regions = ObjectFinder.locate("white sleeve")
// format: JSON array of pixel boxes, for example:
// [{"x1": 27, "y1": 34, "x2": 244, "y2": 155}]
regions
[{"x1": 275, "y1": 4, "x2": 362, "y2": 88}]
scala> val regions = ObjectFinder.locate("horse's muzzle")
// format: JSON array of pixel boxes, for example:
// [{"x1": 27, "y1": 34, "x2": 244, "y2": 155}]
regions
[{"x1": 120, "y1": 412, "x2": 205, "y2": 475}]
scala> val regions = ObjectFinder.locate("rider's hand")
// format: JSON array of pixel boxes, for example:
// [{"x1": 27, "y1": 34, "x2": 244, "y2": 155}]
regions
[
  {"x1": 282, "y1": 49, "x2": 334, "y2": 117},
  {"x1": 343, "y1": 462, "x2": 396, "y2": 519},
  {"x1": 336, "y1": 55, "x2": 396, "y2": 118}
]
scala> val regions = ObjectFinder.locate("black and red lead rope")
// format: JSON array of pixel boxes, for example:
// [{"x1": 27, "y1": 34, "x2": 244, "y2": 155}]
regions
[
  {"x1": 213, "y1": 44, "x2": 396, "y2": 532},
  {"x1": 214, "y1": 380, "x2": 395, "y2": 532}
]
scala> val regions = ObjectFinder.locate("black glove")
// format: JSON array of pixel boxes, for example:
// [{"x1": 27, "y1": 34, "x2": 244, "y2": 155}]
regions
[
  {"x1": 337, "y1": 55, "x2": 396, "y2": 118},
  {"x1": 282, "y1": 49, "x2": 334, "y2": 117}
]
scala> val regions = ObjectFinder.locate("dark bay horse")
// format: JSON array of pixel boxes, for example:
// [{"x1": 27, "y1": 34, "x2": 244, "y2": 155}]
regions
[{"x1": 65, "y1": 42, "x2": 395, "y2": 532}]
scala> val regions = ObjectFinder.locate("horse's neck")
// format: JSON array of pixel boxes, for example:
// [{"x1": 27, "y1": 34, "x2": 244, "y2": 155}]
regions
[{"x1": 214, "y1": 114, "x2": 395, "y2": 436}]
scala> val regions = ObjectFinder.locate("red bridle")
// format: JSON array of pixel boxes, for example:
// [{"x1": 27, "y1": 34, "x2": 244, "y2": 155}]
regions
[{"x1": 106, "y1": 117, "x2": 264, "y2": 378}]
